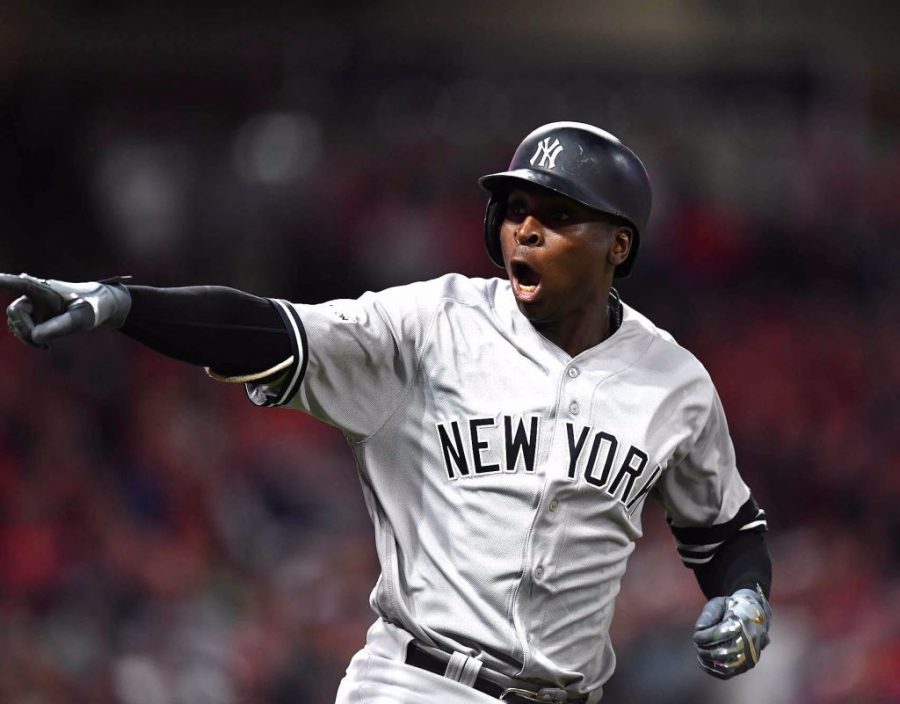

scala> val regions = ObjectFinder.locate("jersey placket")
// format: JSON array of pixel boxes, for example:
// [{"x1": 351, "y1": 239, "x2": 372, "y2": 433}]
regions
[{"x1": 511, "y1": 360, "x2": 588, "y2": 673}]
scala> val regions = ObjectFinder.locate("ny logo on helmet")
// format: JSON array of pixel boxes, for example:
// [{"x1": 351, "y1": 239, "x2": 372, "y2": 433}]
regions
[{"x1": 530, "y1": 137, "x2": 564, "y2": 169}]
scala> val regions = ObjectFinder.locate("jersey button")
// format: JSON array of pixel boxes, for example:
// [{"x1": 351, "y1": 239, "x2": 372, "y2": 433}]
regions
[
  {"x1": 535, "y1": 566, "x2": 545, "y2": 580},
  {"x1": 567, "y1": 367, "x2": 579, "y2": 378},
  {"x1": 569, "y1": 401, "x2": 579, "y2": 415},
  {"x1": 548, "y1": 499, "x2": 559, "y2": 512}
]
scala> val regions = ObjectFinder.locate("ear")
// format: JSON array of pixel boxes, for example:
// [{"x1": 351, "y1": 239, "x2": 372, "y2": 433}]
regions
[{"x1": 607, "y1": 226, "x2": 633, "y2": 267}]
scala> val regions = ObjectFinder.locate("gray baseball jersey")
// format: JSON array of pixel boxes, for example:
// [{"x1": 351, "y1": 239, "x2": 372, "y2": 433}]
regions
[{"x1": 245, "y1": 273, "x2": 765, "y2": 697}]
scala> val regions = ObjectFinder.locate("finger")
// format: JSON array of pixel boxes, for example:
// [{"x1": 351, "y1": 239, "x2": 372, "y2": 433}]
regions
[
  {"x1": 696, "y1": 656, "x2": 739, "y2": 680},
  {"x1": 19, "y1": 275, "x2": 67, "y2": 314},
  {"x1": 0, "y1": 273, "x2": 32, "y2": 296},
  {"x1": 698, "y1": 648, "x2": 748, "y2": 675},
  {"x1": 696, "y1": 637, "x2": 745, "y2": 662},
  {"x1": 698, "y1": 639, "x2": 748, "y2": 667},
  {"x1": 7, "y1": 295, "x2": 33, "y2": 318},
  {"x1": 0, "y1": 273, "x2": 47, "y2": 298},
  {"x1": 693, "y1": 597, "x2": 727, "y2": 631},
  {"x1": 0, "y1": 274, "x2": 65, "y2": 316},
  {"x1": 20, "y1": 274, "x2": 67, "y2": 311},
  {"x1": 8, "y1": 296, "x2": 37, "y2": 339},
  {"x1": 693, "y1": 616, "x2": 742, "y2": 646},
  {"x1": 7, "y1": 297, "x2": 45, "y2": 348},
  {"x1": 31, "y1": 303, "x2": 95, "y2": 344}
]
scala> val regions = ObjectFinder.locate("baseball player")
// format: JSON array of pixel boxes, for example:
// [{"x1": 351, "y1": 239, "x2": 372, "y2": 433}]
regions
[{"x1": 1, "y1": 122, "x2": 771, "y2": 703}]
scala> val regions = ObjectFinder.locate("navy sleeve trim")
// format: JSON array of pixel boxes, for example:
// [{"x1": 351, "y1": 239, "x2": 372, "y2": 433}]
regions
[
  {"x1": 669, "y1": 496, "x2": 768, "y2": 567},
  {"x1": 245, "y1": 299, "x2": 308, "y2": 408}
]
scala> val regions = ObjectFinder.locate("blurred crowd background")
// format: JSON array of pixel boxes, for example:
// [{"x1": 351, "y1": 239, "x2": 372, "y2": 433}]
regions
[{"x1": 1, "y1": 2, "x2": 898, "y2": 703}]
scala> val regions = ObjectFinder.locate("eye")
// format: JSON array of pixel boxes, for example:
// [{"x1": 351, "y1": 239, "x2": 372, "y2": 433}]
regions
[
  {"x1": 506, "y1": 199, "x2": 527, "y2": 220},
  {"x1": 551, "y1": 209, "x2": 572, "y2": 223}
]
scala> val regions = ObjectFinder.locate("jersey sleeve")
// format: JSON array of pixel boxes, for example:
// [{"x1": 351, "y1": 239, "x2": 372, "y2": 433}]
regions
[
  {"x1": 654, "y1": 385, "x2": 768, "y2": 569},
  {"x1": 243, "y1": 279, "x2": 441, "y2": 440}
]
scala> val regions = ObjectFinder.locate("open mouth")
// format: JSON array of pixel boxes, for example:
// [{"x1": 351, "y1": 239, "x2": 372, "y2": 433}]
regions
[{"x1": 511, "y1": 260, "x2": 542, "y2": 298}]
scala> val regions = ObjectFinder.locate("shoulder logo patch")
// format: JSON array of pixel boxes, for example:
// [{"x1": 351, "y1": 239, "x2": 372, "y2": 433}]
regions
[{"x1": 324, "y1": 301, "x2": 359, "y2": 324}]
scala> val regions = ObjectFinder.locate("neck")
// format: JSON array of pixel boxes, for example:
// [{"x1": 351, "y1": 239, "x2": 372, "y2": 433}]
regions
[{"x1": 536, "y1": 302, "x2": 611, "y2": 358}]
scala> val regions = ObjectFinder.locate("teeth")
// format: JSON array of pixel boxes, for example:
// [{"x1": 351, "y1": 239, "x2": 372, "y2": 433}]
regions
[{"x1": 519, "y1": 284, "x2": 536, "y2": 292}]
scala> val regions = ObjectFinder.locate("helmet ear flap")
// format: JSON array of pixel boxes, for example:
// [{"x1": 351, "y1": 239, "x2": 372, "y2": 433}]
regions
[{"x1": 483, "y1": 195, "x2": 506, "y2": 269}]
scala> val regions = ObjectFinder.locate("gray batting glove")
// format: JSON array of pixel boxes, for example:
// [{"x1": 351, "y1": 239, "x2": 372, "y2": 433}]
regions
[
  {"x1": 0, "y1": 273, "x2": 132, "y2": 349},
  {"x1": 692, "y1": 584, "x2": 771, "y2": 680}
]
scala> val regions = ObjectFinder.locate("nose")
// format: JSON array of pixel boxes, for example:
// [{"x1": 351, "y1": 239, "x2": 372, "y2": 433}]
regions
[{"x1": 515, "y1": 215, "x2": 544, "y2": 247}]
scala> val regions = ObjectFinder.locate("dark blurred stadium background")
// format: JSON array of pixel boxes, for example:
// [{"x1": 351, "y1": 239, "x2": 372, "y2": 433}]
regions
[{"x1": 1, "y1": 2, "x2": 898, "y2": 703}]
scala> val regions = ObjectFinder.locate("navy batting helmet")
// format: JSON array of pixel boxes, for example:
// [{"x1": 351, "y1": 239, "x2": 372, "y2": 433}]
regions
[{"x1": 478, "y1": 122, "x2": 652, "y2": 278}]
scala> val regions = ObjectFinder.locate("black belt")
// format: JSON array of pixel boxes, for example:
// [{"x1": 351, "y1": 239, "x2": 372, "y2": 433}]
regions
[{"x1": 404, "y1": 642, "x2": 585, "y2": 703}]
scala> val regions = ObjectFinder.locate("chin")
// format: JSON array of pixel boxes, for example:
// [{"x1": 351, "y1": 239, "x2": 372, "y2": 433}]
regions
[{"x1": 515, "y1": 298, "x2": 553, "y2": 324}]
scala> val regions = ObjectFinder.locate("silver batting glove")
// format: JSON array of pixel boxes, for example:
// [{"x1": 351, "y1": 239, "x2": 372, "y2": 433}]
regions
[
  {"x1": 692, "y1": 584, "x2": 771, "y2": 680},
  {"x1": 0, "y1": 273, "x2": 132, "y2": 349}
]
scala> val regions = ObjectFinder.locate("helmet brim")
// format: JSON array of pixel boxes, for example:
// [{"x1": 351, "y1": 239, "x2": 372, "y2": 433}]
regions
[
  {"x1": 479, "y1": 169, "x2": 595, "y2": 207},
  {"x1": 479, "y1": 170, "x2": 638, "y2": 233}
]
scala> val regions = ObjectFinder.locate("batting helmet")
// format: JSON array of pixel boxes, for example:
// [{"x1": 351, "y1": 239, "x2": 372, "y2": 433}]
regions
[{"x1": 478, "y1": 121, "x2": 652, "y2": 278}]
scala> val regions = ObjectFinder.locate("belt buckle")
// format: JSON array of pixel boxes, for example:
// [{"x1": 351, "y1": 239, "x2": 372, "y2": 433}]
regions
[{"x1": 500, "y1": 687, "x2": 568, "y2": 703}]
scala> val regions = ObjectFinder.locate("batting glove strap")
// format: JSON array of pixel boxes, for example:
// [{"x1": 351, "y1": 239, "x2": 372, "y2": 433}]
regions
[
  {"x1": 45, "y1": 277, "x2": 132, "y2": 329},
  {"x1": 692, "y1": 584, "x2": 771, "y2": 680}
]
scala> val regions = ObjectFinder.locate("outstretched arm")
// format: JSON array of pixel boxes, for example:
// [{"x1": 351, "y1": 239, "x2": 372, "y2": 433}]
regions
[
  {"x1": 1, "y1": 273, "x2": 292, "y2": 381},
  {"x1": 120, "y1": 284, "x2": 292, "y2": 379}
]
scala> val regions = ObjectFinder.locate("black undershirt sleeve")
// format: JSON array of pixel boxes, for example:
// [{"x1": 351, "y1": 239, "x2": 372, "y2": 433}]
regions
[
  {"x1": 119, "y1": 285, "x2": 292, "y2": 378},
  {"x1": 693, "y1": 530, "x2": 772, "y2": 600}
]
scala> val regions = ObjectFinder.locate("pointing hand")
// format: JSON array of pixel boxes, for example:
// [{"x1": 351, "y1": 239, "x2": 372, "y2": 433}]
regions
[{"x1": 0, "y1": 273, "x2": 132, "y2": 348}]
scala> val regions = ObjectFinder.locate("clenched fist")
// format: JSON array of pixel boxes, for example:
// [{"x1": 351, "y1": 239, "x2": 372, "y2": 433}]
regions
[{"x1": 693, "y1": 584, "x2": 772, "y2": 679}]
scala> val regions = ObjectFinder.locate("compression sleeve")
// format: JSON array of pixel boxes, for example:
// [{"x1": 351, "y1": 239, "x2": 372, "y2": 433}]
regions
[
  {"x1": 119, "y1": 285, "x2": 292, "y2": 378},
  {"x1": 692, "y1": 530, "x2": 772, "y2": 600}
]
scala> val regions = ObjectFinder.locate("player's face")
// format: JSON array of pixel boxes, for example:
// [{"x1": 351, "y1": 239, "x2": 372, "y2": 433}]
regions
[{"x1": 499, "y1": 185, "x2": 631, "y2": 331}]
